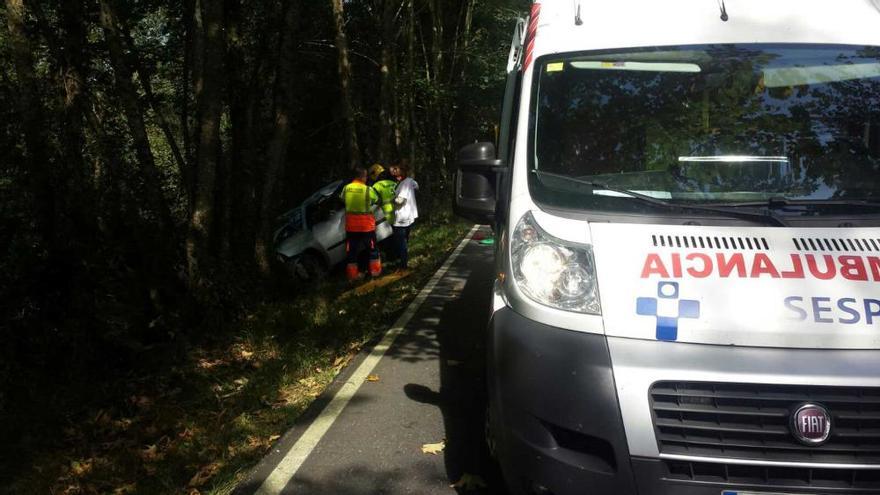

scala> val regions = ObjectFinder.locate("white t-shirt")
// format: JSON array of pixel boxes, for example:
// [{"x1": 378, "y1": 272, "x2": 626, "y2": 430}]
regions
[{"x1": 393, "y1": 177, "x2": 419, "y2": 227}]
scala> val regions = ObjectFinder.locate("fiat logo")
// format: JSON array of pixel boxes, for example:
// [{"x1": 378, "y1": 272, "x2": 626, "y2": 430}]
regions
[{"x1": 790, "y1": 403, "x2": 832, "y2": 446}]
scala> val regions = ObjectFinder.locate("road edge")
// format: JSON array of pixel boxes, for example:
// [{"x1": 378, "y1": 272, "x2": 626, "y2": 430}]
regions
[{"x1": 234, "y1": 225, "x2": 480, "y2": 495}]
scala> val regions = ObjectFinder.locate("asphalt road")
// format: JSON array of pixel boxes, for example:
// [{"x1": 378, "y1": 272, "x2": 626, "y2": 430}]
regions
[{"x1": 235, "y1": 226, "x2": 507, "y2": 495}]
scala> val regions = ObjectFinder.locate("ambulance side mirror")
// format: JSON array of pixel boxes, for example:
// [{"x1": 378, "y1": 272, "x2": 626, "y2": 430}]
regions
[{"x1": 454, "y1": 142, "x2": 504, "y2": 225}]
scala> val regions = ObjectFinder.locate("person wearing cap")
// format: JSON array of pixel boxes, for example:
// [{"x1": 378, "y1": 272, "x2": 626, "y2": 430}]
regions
[{"x1": 340, "y1": 167, "x2": 381, "y2": 280}]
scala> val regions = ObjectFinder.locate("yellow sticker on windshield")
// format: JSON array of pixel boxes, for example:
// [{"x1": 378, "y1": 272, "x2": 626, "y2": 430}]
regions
[{"x1": 546, "y1": 62, "x2": 564, "y2": 72}]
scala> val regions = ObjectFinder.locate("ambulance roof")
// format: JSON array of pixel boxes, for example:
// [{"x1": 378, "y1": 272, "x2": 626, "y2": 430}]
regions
[{"x1": 532, "y1": 0, "x2": 880, "y2": 59}]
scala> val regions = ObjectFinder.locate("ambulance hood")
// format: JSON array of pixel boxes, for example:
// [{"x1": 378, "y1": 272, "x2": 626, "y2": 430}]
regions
[{"x1": 590, "y1": 224, "x2": 880, "y2": 349}]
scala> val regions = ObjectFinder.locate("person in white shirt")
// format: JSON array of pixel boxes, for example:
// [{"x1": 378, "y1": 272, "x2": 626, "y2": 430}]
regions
[{"x1": 390, "y1": 162, "x2": 418, "y2": 270}]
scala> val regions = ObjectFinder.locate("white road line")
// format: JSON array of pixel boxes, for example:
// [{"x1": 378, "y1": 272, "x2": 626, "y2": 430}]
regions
[{"x1": 255, "y1": 225, "x2": 480, "y2": 495}]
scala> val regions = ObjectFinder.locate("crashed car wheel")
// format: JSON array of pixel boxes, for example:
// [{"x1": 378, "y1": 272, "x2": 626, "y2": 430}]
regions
[
  {"x1": 300, "y1": 253, "x2": 327, "y2": 281},
  {"x1": 282, "y1": 257, "x2": 308, "y2": 281}
]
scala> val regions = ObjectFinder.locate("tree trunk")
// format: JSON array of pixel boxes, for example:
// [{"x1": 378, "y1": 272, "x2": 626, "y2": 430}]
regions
[
  {"x1": 98, "y1": 0, "x2": 173, "y2": 231},
  {"x1": 6, "y1": 0, "x2": 54, "y2": 246},
  {"x1": 330, "y1": 0, "x2": 360, "y2": 169},
  {"x1": 429, "y1": 0, "x2": 446, "y2": 175},
  {"x1": 182, "y1": 0, "x2": 196, "y2": 204},
  {"x1": 255, "y1": 1, "x2": 299, "y2": 274},
  {"x1": 377, "y1": 0, "x2": 397, "y2": 162},
  {"x1": 186, "y1": 0, "x2": 225, "y2": 288},
  {"x1": 57, "y1": 1, "x2": 88, "y2": 186},
  {"x1": 55, "y1": 0, "x2": 100, "y2": 240},
  {"x1": 447, "y1": 0, "x2": 474, "y2": 85},
  {"x1": 120, "y1": 29, "x2": 188, "y2": 194},
  {"x1": 406, "y1": 0, "x2": 417, "y2": 174},
  {"x1": 226, "y1": 0, "x2": 266, "y2": 265}
]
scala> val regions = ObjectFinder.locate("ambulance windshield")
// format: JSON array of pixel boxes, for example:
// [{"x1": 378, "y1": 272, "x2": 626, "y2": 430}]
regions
[{"x1": 530, "y1": 44, "x2": 880, "y2": 213}]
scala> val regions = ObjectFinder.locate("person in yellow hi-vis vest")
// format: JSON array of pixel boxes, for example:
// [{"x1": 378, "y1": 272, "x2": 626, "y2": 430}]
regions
[
  {"x1": 340, "y1": 167, "x2": 381, "y2": 280},
  {"x1": 369, "y1": 164, "x2": 398, "y2": 225}
]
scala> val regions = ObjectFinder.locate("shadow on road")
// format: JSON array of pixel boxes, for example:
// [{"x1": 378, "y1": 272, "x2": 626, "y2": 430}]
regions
[
  {"x1": 292, "y1": 462, "x2": 450, "y2": 494},
  {"x1": 399, "y1": 238, "x2": 508, "y2": 494},
  {"x1": 235, "y1": 235, "x2": 507, "y2": 495}
]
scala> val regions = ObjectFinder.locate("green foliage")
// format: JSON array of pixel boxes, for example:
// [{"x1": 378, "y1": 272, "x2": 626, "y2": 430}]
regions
[
  {"x1": 1, "y1": 0, "x2": 522, "y2": 491},
  {"x1": 3, "y1": 216, "x2": 470, "y2": 494}
]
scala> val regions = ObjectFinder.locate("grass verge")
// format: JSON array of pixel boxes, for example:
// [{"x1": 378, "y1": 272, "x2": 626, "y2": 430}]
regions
[{"x1": 4, "y1": 216, "x2": 472, "y2": 495}]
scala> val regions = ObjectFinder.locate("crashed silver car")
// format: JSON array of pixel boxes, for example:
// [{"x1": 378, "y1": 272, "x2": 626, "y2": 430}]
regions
[{"x1": 274, "y1": 180, "x2": 393, "y2": 280}]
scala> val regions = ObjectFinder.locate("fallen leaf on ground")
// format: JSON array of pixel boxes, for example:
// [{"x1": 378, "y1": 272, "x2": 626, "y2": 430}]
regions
[
  {"x1": 94, "y1": 409, "x2": 111, "y2": 426},
  {"x1": 366, "y1": 374, "x2": 380, "y2": 382},
  {"x1": 130, "y1": 395, "x2": 153, "y2": 409},
  {"x1": 112, "y1": 483, "x2": 137, "y2": 494},
  {"x1": 197, "y1": 358, "x2": 224, "y2": 370},
  {"x1": 69, "y1": 459, "x2": 93, "y2": 477},
  {"x1": 188, "y1": 461, "x2": 223, "y2": 487},
  {"x1": 140, "y1": 444, "x2": 162, "y2": 463},
  {"x1": 245, "y1": 435, "x2": 265, "y2": 449},
  {"x1": 450, "y1": 473, "x2": 488, "y2": 490},
  {"x1": 421, "y1": 440, "x2": 445, "y2": 455},
  {"x1": 268, "y1": 434, "x2": 281, "y2": 442}
]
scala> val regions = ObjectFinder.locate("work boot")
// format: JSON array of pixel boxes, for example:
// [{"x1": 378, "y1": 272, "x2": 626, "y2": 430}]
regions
[
  {"x1": 345, "y1": 263, "x2": 359, "y2": 281},
  {"x1": 368, "y1": 258, "x2": 382, "y2": 277}
]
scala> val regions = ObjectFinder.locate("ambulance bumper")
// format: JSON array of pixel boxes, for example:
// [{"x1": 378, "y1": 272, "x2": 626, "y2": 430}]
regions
[
  {"x1": 489, "y1": 308, "x2": 880, "y2": 495},
  {"x1": 488, "y1": 307, "x2": 637, "y2": 494}
]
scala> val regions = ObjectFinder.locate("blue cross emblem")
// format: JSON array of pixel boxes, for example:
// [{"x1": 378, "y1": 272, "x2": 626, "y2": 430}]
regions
[{"x1": 636, "y1": 281, "x2": 700, "y2": 341}]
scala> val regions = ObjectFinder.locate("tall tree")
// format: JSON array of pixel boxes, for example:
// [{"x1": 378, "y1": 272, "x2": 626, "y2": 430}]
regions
[
  {"x1": 121, "y1": 28, "x2": 188, "y2": 193},
  {"x1": 406, "y1": 0, "x2": 417, "y2": 173},
  {"x1": 256, "y1": 2, "x2": 300, "y2": 274},
  {"x1": 225, "y1": 0, "x2": 268, "y2": 265},
  {"x1": 330, "y1": 0, "x2": 361, "y2": 169},
  {"x1": 5, "y1": 0, "x2": 54, "y2": 246},
  {"x1": 181, "y1": 0, "x2": 197, "y2": 201},
  {"x1": 98, "y1": 0, "x2": 173, "y2": 230},
  {"x1": 187, "y1": 0, "x2": 225, "y2": 287},
  {"x1": 56, "y1": 1, "x2": 89, "y2": 194},
  {"x1": 378, "y1": 0, "x2": 398, "y2": 162}
]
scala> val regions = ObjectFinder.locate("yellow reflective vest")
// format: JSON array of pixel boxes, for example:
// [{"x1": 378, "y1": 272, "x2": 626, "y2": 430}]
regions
[
  {"x1": 340, "y1": 179, "x2": 378, "y2": 232},
  {"x1": 372, "y1": 179, "x2": 397, "y2": 224}
]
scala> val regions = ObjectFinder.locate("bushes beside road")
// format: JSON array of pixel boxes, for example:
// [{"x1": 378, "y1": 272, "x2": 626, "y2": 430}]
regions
[{"x1": 2, "y1": 217, "x2": 471, "y2": 495}]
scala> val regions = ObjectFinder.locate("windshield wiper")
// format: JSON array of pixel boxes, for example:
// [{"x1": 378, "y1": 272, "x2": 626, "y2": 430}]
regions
[
  {"x1": 532, "y1": 170, "x2": 788, "y2": 227},
  {"x1": 707, "y1": 198, "x2": 880, "y2": 209}
]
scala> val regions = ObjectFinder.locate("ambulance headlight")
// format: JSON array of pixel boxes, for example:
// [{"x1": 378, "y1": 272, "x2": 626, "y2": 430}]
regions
[{"x1": 511, "y1": 212, "x2": 601, "y2": 315}]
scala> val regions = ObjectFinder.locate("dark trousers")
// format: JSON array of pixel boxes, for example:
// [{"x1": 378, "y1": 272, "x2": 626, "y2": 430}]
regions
[
  {"x1": 393, "y1": 225, "x2": 411, "y2": 269},
  {"x1": 346, "y1": 230, "x2": 379, "y2": 271}
]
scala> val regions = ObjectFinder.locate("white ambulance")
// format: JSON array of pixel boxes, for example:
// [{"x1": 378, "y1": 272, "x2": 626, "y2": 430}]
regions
[{"x1": 454, "y1": 1, "x2": 880, "y2": 494}]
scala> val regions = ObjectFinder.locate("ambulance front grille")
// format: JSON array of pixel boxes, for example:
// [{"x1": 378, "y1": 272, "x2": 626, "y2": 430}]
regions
[
  {"x1": 651, "y1": 234, "x2": 769, "y2": 250},
  {"x1": 663, "y1": 460, "x2": 880, "y2": 491},
  {"x1": 651, "y1": 381, "x2": 880, "y2": 464},
  {"x1": 793, "y1": 237, "x2": 880, "y2": 252}
]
